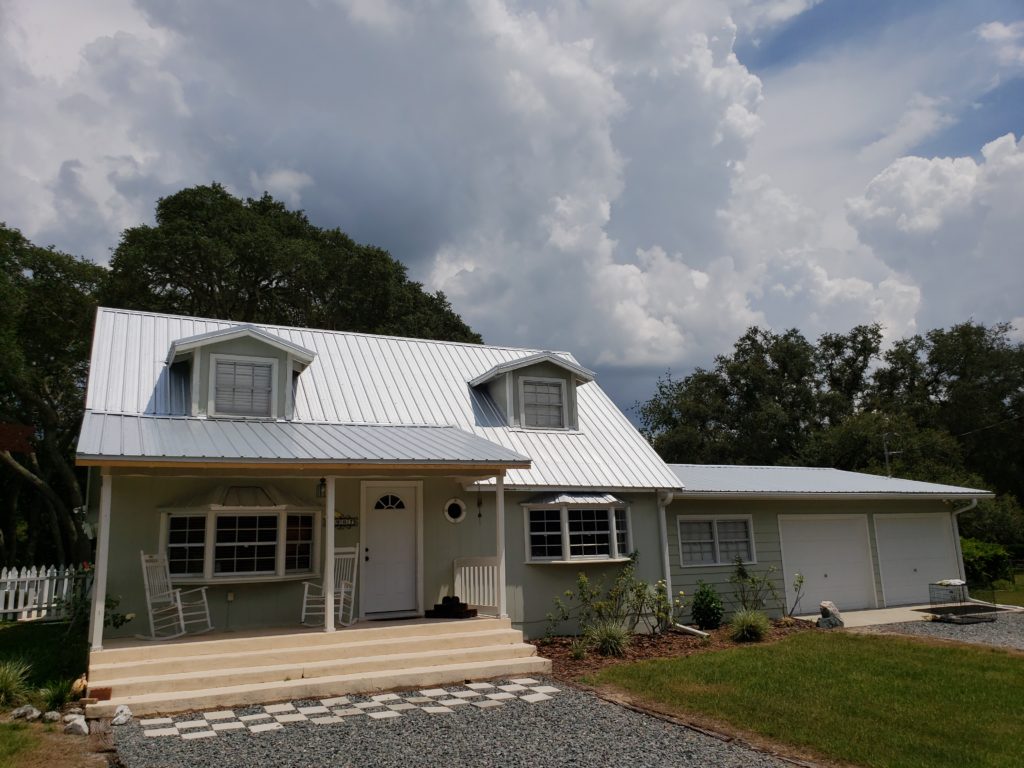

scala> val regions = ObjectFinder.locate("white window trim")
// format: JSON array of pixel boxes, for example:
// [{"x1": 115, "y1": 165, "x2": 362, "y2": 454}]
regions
[
  {"x1": 523, "y1": 503, "x2": 633, "y2": 564},
  {"x1": 518, "y1": 376, "x2": 569, "y2": 430},
  {"x1": 159, "y1": 508, "x2": 321, "y2": 583},
  {"x1": 208, "y1": 353, "x2": 279, "y2": 419},
  {"x1": 677, "y1": 514, "x2": 757, "y2": 568}
]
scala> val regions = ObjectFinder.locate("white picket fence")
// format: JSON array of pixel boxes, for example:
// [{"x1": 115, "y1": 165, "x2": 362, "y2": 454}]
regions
[
  {"x1": 0, "y1": 565, "x2": 90, "y2": 622},
  {"x1": 453, "y1": 556, "x2": 500, "y2": 616}
]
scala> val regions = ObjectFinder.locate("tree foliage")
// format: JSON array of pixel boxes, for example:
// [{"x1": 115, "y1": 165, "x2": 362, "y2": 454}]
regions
[
  {"x1": 640, "y1": 322, "x2": 1024, "y2": 556},
  {"x1": 101, "y1": 184, "x2": 481, "y2": 342},
  {"x1": 0, "y1": 185, "x2": 482, "y2": 565}
]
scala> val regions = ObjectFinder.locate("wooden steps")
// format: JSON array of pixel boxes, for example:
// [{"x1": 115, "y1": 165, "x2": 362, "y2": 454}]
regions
[{"x1": 86, "y1": 618, "x2": 550, "y2": 717}]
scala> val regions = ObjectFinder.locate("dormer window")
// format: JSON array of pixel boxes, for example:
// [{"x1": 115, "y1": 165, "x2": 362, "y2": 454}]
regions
[
  {"x1": 210, "y1": 354, "x2": 278, "y2": 418},
  {"x1": 522, "y1": 379, "x2": 566, "y2": 429}
]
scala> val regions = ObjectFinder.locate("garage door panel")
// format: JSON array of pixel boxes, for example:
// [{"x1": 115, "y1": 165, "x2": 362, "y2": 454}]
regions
[
  {"x1": 875, "y1": 515, "x2": 958, "y2": 606},
  {"x1": 780, "y1": 516, "x2": 876, "y2": 613}
]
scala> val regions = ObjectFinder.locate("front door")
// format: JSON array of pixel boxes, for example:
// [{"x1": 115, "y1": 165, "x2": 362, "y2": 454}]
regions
[{"x1": 361, "y1": 486, "x2": 418, "y2": 617}]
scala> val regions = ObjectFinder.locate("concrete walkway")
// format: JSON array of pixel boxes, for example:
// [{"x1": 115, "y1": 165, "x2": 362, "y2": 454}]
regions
[{"x1": 799, "y1": 604, "x2": 931, "y2": 627}]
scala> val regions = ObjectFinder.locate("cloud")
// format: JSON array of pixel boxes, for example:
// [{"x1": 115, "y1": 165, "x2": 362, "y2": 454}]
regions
[
  {"x1": 0, "y1": 0, "x2": 1021, "y2": 411},
  {"x1": 977, "y1": 21, "x2": 1024, "y2": 65}
]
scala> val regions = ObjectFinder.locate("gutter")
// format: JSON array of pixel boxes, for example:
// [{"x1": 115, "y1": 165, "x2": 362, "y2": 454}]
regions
[{"x1": 657, "y1": 490, "x2": 711, "y2": 636}]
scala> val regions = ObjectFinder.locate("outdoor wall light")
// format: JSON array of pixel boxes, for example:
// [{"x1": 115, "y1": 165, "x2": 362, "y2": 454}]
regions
[{"x1": 316, "y1": 477, "x2": 327, "y2": 499}]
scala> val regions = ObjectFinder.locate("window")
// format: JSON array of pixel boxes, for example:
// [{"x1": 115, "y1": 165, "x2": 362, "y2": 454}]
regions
[
  {"x1": 164, "y1": 510, "x2": 318, "y2": 580},
  {"x1": 526, "y1": 505, "x2": 631, "y2": 562},
  {"x1": 210, "y1": 355, "x2": 276, "y2": 417},
  {"x1": 522, "y1": 379, "x2": 566, "y2": 428},
  {"x1": 677, "y1": 516, "x2": 754, "y2": 567}
]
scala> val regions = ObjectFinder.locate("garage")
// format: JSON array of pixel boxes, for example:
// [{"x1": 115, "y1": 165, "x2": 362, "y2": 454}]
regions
[
  {"x1": 779, "y1": 515, "x2": 877, "y2": 613},
  {"x1": 874, "y1": 513, "x2": 960, "y2": 606}
]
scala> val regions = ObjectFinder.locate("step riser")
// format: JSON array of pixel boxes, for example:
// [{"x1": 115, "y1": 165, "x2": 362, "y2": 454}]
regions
[
  {"x1": 96, "y1": 644, "x2": 539, "y2": 696},
  {"x1": 86, "y1": 657, "x2": 553, "y2": 718},
  {"x1": 92, "y1": 618, "x2": 512, "y2": 664},
  {"x1": 90, "y1": 629, "x2": 525, "y2": 678}
]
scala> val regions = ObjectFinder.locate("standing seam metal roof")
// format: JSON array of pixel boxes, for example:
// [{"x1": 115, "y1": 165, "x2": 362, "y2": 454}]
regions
[{"x1": 81, "y1": 308, "x2": 682, "y2": 490}]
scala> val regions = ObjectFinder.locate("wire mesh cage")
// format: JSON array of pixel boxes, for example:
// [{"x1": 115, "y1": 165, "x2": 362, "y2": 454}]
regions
[{"x1": 928, "y1": 581, "x2": 998, "y2": 624}]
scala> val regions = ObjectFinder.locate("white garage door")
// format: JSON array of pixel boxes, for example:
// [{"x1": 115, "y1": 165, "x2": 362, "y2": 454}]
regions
[
  {"x1": 875, "y1": 514, "x2": 959, "y2": 606},
  {"x1": 779, "y1": 515, "x2": 876, "y2": 614}
]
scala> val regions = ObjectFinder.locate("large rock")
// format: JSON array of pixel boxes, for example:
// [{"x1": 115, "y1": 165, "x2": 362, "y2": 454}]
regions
[
  {"x1": 817, "y1": 600, "x2": 845, "y2": 629},
  {"x1": 111, "y1": 704, "x2": 132, "y2": 726},
  {"x1": 10, "y1": 705, "x2": 40, "y2": 721},
  {"x1": 42, "y1": 711, "x2": 61, "y2": 723},
  {"x1": 64, "y1": 715, "x2": 89, "y2": 736}
]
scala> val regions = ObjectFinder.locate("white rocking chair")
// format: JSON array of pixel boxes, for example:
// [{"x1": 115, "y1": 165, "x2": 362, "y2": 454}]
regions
[
  {"x1": 140, "y1": 551, "x2": 214, "y2": 640},
  {"x1": 301, "y1": 545, "x2": 359, "y2": 627}
]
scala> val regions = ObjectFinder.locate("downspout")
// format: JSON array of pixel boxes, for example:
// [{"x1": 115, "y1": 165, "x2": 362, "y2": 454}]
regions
[{"x1": 658, "y1": 489, "x2": 710, "y2": 638}]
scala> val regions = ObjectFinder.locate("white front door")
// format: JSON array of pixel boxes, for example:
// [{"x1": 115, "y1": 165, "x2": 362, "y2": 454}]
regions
[
  {"x1": 779, "y1": 515, "x2": 877, "y2": 613},
  {"x1": 875, "y1": 513, "x2": 959, "y2": 606},
  {"x1": 361, "y1": 487, "x2": 418, "y2": 616}
]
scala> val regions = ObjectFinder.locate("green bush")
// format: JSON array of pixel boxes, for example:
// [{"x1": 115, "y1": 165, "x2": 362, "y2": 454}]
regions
[
  {"x1": 691, "y1": 581, "x2": 724, "y2": 630},
  {"x1": 961, "y1": 538, "x2": 1013, "y2": 587},
  {"x1": 729, "y1": 609, "x2": 771, "y2": 643},
  {"x1": 583, "y1": 620, "x2": 631, "y2": 657},
  {"x1": 0, "y1": 660, "x2": 31, "y2": 707},
  {"x1": 569, "y1": 638, "x2": 588, "y2": 660},
  {"x1": 37, "y1": 678, "x2": 77, "y2": 711}
]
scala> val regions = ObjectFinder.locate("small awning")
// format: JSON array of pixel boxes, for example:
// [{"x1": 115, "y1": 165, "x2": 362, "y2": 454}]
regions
[
  {"x1": 77, "y1": 413, "x2": 532, "y2": 469},
  {"x1": 522, "y1": 492, "x2": 626, "y2": 506}
]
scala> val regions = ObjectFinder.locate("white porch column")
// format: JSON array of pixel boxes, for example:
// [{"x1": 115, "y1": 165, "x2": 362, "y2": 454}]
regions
[
  {"x1": 89, "y1": 470, "x2": 113, "y2": 651},
  {"x1": 324, "y1": 477, "x2": 336, "y2": 632},
  {"x1": 495, "y1": 474, "x2": 507, "y2": 619}
]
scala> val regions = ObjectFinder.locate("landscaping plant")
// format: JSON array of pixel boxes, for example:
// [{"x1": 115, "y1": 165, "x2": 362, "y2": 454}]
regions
[
  {"x1": 583, "y1": 620, "x2": 631, "y2": 657},
  {"x1": 0, "y1": 660, "x2": 30, "y2": 707},
  {"x1": 690, "y1": 581, "x2": 724, "y2": 630},
  {"x1": 37, "y1": 678, "x2": 77, "y2": 712},
  {"x1": 729, "y1": 609, "x2": 771, "y2": 642},
  {"x1": 788, "y1": 572, "x2": 806, "y2": 617},
  {"x1": 729, "y1": 557, "x2": 781, "y2": 611}
]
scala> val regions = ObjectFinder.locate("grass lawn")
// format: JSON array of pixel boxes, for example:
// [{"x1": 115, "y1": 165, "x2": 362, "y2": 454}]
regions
[
  {"x1": 0, "y1": 622, "x2": 88, "y2": 688},
  {"x1": 0, "y1": 723, "x2": 36, "y2": 768},
  {"x1": 993, "y1": 570, "x2": 1024, "y2": 607},
  {"x1": 589, "y1": 631, "x2": 1024, "y2": 768}
]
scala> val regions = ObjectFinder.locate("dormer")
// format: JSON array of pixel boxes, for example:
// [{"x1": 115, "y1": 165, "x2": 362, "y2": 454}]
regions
[
  {"x1": 469, "y1": 352, "x2": 594, "y2": 430},
  {"x1": 165, "y1": 325, "x2": 316, "y2": 420}
]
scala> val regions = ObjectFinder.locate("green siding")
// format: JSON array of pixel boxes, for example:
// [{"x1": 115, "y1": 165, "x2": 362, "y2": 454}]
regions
[
  {"x1": 195, "y1": 337, "x2": 292, "y2": 417},
  {"x1": 665, "y1": 497, "x2": 958, "y2": 620},
  {"x1": 99, "y1": 475, "x2": 662, "y2": 640}
]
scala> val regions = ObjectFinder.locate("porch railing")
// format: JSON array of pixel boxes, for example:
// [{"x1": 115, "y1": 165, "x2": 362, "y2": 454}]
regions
[
  {"x1": 453, "y1": 556, "x2": 499, "y2": 616},
  {"x1": 0, "y1": 565, "x2": 90, "y2": 622}
]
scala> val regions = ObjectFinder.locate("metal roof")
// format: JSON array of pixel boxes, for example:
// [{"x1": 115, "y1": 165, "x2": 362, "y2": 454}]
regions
[
  {"x1": 522, "y1": 492, "x2": 626, "y2": 506},
  {"x1": 167, "y1": 325, "x2": 316, "y2": 365},
  {"x1": 81, "y1": 308, "x2": 681, "y2": 490},
  {"x1": 78, "y1": 413, "x2": 531, "y2": 467},
  {"x1": 668, "y1": 464, "x2": 993, "y2": 499},
  {"x1": 469, "y1": 352, "x2": 595, "y2": 386}
]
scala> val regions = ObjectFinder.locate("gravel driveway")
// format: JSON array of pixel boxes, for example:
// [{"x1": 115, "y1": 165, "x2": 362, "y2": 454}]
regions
[
  {"x1": 854, "y1": 610, "x2": 1024, "y2": 650},
  {"x1": 114, "y1": 679, "x2": 786, "y2": 768}
]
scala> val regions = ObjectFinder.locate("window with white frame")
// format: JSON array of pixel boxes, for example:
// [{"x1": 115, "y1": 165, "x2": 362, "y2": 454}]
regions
[
  {"x1": 677, "y1": 516, "x2": 754, "y2": 566},
  {"x1": 521, "y1": 379, "x2": 566, "y2": 428},
  {"x1": 526, "y1": 505, "x2": 631, "y2": 562},
  {"x1": 211, "y1": 357, "x2": 275, "y2": 417},
  {"x1": 164, "y1": 510, "x2": 318, "y2": 579}
]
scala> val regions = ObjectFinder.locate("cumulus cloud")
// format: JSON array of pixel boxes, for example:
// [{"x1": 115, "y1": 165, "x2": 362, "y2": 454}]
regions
[{"x1": 0, "y1": 0, "x2": 1021, "y2": 409}]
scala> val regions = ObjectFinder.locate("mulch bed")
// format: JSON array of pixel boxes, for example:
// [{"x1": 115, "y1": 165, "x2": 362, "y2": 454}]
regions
[{"x1": 533, "y1": 619, "x2": 817, "y2": 680}]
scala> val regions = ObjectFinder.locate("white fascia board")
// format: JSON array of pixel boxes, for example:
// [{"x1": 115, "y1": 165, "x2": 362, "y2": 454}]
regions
[
  {"x1": 468, "y1": 352, "x2": 596, "y2": 387},
  {"x1": 167, "y1": 325, "x2": 316, "y2": 365},
  {"x1": 668, "y1": 491, "x2": 996, "y2": 501}
]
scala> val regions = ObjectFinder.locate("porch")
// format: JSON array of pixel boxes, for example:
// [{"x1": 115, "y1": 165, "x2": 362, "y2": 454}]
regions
[{"x1": 86, "y1": 614, "x2": 549, "y2": 717}]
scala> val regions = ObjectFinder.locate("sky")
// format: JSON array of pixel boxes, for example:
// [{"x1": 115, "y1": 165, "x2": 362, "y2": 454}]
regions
[{"x1": 2, "y1": 0, "x2": 1023, "y2": 417}]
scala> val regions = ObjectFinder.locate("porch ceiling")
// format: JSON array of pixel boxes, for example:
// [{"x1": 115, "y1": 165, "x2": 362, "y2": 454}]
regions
[{"x1": 77, "y1": 413, "x2": 531, "y2": 471}]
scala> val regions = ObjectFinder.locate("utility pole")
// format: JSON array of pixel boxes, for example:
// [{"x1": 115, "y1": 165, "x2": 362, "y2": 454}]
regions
[{"x1": 882, "y1": 432, "x2": 902, "y2": 477}]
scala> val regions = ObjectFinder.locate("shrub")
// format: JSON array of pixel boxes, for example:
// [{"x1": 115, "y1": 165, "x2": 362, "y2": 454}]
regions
[
  {"x1": 961, "y1": 538, "x2": 1013, "y2": 587},
  {"x1": 0, "y1": 660, "x2": 31, "y2": 707},
  {"x1": 569, "y1": 638, "x2": 588, "y2": 660},
  {"x1": 37, "y1": 678, "x2": 77, "y2": 711},
  {"x1": 729, "y1": 558, "x2": 780, "y2": 611},
  {"x1": 729, "y1": 609, "x2": 771, "y2": 642},
  {"x1": 583, "y1": 620, "x2": 631, "y2": 657},
  {"x1": 690, "y1": 581, "x2": 724, "y2": 630}
]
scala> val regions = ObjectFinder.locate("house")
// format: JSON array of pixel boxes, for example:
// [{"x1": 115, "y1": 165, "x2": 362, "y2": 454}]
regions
[
  {"x1": 77, "y1": 307, "x2": 682, "y2": 715},
  {"x1": 662, "y1": 464, "x2": 993, "y2": 616},
  {"x1": 77, "y1": 307, "x2": 992, "y2": 715}
]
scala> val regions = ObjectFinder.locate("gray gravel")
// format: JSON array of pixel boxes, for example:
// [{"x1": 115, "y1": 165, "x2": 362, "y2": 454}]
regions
[
  {"x1": 854, "y1": 610, "x2": 1024, "y2": 650},
  {"x1": 114, "y1": 679, "x2": 787, "y2": 768}
]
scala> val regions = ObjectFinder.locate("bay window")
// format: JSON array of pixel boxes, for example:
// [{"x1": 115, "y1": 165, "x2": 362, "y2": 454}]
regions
[{"x1": 526, "y1": 502, "x2": 632, "y2": 562}]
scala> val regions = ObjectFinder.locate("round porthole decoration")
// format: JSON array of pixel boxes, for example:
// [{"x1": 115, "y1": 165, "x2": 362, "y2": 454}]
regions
[{"x1": 444, "y1": 498, "x2": 467, "y2": 524}]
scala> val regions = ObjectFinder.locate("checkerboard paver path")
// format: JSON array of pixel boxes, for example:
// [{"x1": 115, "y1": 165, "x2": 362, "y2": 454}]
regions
[{"x1": 139, "y1": 679, "x2": 557, "y2": 740}]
